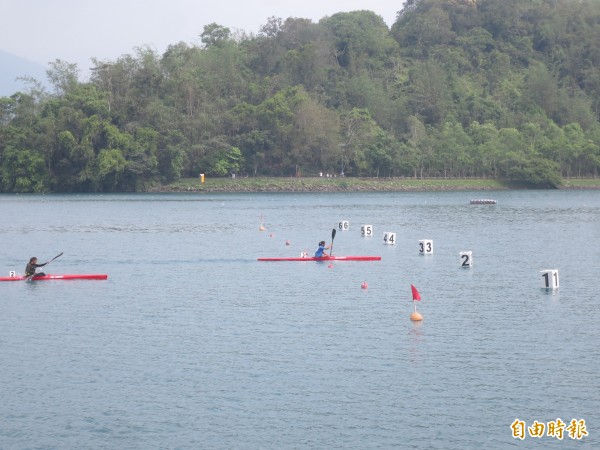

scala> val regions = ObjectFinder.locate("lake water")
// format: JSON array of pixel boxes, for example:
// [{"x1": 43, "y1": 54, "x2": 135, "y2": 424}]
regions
[{"x1": 1, "y1": 190, "x2": 598, "y2": 449}]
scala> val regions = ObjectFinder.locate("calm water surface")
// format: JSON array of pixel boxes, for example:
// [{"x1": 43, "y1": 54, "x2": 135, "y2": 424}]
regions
[{"x1": 1, "y1": 190, "x2": 599, "y2": 449}]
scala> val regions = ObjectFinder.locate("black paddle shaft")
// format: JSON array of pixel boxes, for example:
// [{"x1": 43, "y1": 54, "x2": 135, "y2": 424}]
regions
[{"x1": 47, "y1": 252, "x2": 64, "y2": 265}]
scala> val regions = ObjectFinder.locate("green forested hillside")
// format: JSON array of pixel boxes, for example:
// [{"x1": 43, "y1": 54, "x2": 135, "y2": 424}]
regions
[{"x1": 1, "y1": 0, "x2": 600, "y2": 192}]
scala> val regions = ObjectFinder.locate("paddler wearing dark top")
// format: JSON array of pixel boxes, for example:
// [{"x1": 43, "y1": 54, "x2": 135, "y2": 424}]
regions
[{"x1": 25, "y1": 257, "x2": 47, "y2": 278}]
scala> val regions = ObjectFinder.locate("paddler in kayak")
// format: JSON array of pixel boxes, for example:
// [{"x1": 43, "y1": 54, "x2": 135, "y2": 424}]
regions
[
  {"x1": 314, "y1": 241, "x2": 331, "y2": 258},
  {"x1": 25, "y1": 257, "x2": 47, "y2": 278}
]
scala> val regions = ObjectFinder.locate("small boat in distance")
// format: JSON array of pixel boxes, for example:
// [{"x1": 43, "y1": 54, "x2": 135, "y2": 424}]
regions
[
  {"x1": 0, "y1": 274, "x2": 108, "y2": 282},
  {"x1": 470, "y1": 199, "x2": 497, "y2": 204}
]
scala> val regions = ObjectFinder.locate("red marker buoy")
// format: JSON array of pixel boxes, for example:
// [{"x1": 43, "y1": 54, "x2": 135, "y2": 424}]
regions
[
  {"x1": 410, "y1": 284, "x2": 423, "y2": 321},
  {"x1": 361, "y1": 282, "x2": 368, "y2": 289}
]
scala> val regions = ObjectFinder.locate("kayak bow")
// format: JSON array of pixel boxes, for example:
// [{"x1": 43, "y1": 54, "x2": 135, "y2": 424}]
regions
[
  {"x1": 258, "y1": 255, "x2": 381, "y2": 262},
  {"x1": 0, "y1": 274, "x2": 108, "y2": 282}
]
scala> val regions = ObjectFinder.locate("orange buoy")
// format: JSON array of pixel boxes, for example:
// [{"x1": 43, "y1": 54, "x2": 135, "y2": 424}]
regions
[{"x1": 410, "y1": 312, "x2": 423, "y2": 321}]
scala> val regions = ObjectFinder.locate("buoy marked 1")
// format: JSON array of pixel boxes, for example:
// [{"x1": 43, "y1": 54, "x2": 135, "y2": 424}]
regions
[{"x1": 540, "y1": 269, "x2": 559, "y2": 289}]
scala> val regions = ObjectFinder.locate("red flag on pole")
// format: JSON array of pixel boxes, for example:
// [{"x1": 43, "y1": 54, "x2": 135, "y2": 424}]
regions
[{"x1": 411, "y1": 284, "x2": 421, "y2": 301}]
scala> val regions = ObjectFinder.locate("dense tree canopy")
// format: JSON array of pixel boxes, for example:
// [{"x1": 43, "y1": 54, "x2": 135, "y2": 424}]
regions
[{"x1": 2, "y1": 0, "x2": 600, "y2": 192}]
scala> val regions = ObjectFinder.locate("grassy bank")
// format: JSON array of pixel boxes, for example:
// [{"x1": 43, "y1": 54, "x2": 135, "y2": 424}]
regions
[
  {"x1": 152, "y1": 177, "x2": 486, "y2": 192},
  {"x1": 152, "y1": 177, "x2": 599, "y2": 193},
  {"x1": 561, "y1": 178, "x2": 600, "y2": 188}
]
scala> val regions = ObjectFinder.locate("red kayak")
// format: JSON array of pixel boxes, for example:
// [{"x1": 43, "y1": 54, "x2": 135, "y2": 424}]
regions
[
  {"x1": 0, "y1": 274, "x2": 108, "y2": 282},
  {"x1": 258, "y1": 256, "x2": 381, "y2": 262}
]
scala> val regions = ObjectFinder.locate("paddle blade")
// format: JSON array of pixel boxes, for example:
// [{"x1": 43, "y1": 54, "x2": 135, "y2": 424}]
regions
[{"x1": 330, "y1": 228, "x2": 336, "y2": 256}]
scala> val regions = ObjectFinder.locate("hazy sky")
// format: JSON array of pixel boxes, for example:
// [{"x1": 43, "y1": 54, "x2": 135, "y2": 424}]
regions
[{"x1": 2, "y1": 0, "x2": 404, "y2": 73}]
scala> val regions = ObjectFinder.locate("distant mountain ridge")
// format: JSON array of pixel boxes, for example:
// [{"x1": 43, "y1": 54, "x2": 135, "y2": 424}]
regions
[{"x1": 0, "y1": 50, "x2": 48, "y2": 96}]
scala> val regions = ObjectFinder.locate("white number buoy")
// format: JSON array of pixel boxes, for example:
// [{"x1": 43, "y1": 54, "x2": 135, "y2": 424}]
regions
[
  {"x1": 540, "y1": 269, "x2": 559, "y2": 289},
  {"x1": 338, "y1": 220, "x2": 349, "y2": 231},
  {"x1": 383, "y1": 232, "x2": 396, "y2": 245},
  {"x1": 361, "y1": 225, "x2": 373, "y2": 237},
  {"x1": 419, "y1": 239, "x2": 433, "y2": 255},
  {"x1": 9, "y1": 271, "x2": 16, "y2": 278},
  {"x1": 460, "y1": 251, "x2": 472, "y2": 268}
]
